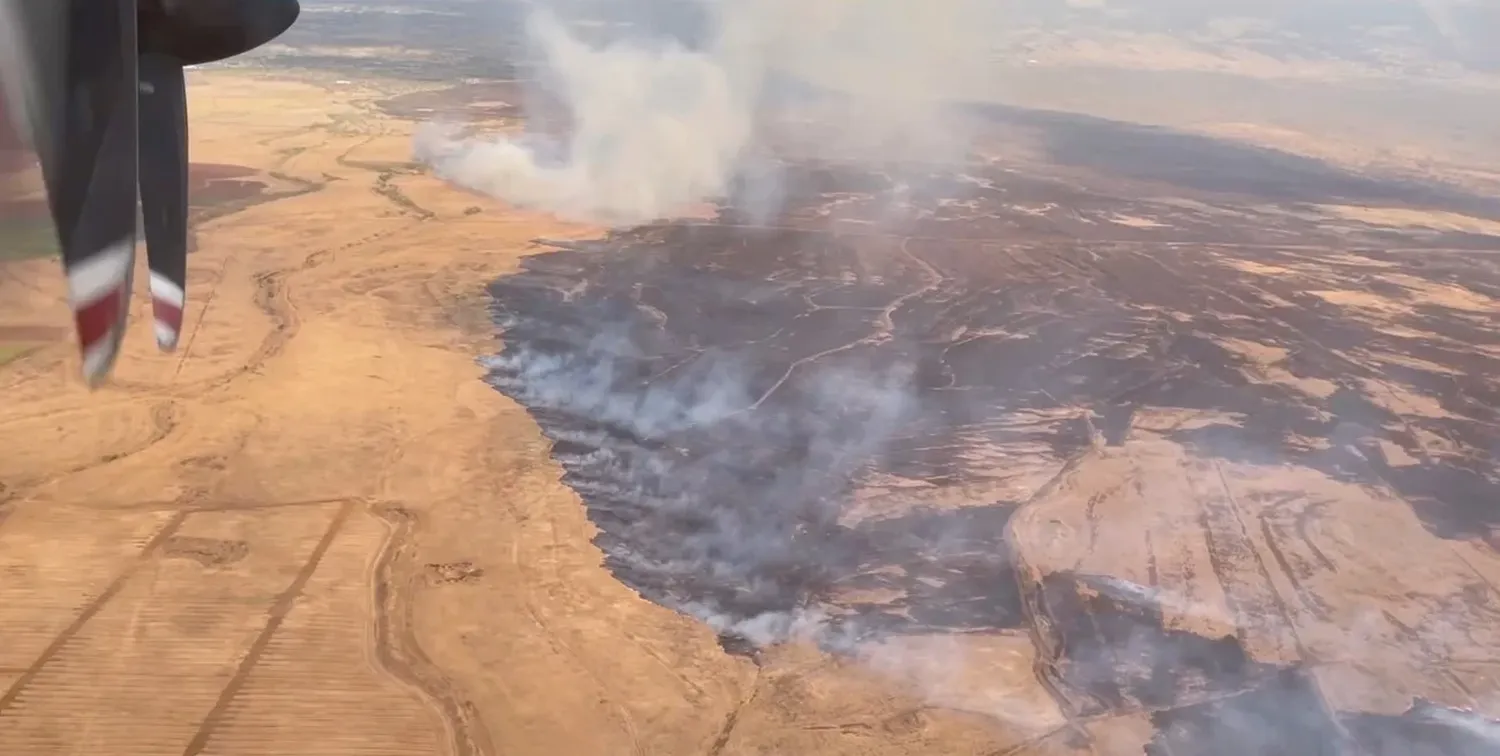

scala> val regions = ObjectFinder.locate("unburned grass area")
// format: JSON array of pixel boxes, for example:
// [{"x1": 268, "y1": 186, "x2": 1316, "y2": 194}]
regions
[{"x1": 0, "y1": 216, "x2": 58, "y2": 261}]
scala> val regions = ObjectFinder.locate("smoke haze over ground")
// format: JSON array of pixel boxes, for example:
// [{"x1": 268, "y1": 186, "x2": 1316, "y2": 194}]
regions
[
  {"x1": 413, "y1": 0, "x2": 998, "y2": 225},
  {"x1": 482, "y1": 193, "x2": 1500, "y2": 750},
  {"x1": 401, "y1": 0, "x2": 1500, "y2": 751}
]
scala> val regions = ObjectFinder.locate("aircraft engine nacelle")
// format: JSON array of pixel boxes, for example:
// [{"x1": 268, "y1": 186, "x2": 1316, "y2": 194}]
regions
[{"x1": 138, "y1": 0, "x2": 301, "y2": 66}]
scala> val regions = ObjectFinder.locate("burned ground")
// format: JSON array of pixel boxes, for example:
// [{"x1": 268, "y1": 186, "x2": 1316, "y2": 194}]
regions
[{"x1": 486, "y1": 126, "x2": 1500, "y2": 752}]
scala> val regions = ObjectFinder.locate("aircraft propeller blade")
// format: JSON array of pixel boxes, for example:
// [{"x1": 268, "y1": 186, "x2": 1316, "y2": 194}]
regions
[
  {"x1": 1, "y1": 0, "x2": 302, "y2": 388},
  {"x1": 1, "y1": 0, "x2": 140, "y2": 387},
  {"x1": 137, "y1": 51, "x2": 188, "y2": 352}
]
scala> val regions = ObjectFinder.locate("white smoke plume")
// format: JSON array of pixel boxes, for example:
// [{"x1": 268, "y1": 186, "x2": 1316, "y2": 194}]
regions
[{"x1": 414, "y1": 0, "x2": 999, "y2": 225}]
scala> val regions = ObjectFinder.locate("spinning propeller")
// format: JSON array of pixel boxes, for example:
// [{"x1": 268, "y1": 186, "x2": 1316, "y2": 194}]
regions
[{"x1": 0, "y1": 0, "x2": 299, "y2": 386}]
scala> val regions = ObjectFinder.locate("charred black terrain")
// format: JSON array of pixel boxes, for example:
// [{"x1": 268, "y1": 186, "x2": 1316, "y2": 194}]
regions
[{"x1": 484, "y1": 115, "x2": 1500, "y2": 752}]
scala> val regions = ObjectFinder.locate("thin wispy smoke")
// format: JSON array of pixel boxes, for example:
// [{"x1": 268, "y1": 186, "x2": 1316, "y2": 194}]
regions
[
  {"x1": 484, "y1": 319, "x2": 1052, "y2": 724},
  {"x1": 484, "y1": 322, "x2": 920, "y2": 629},
  {"x1": 415, "y1": 0, "x2": 998, "y2": 225}
]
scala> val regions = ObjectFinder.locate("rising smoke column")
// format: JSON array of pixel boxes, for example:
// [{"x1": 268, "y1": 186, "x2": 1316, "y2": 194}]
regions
[
  {"x1": 413, "y1": 3, "x2": 764, "y2": 225},
  {"x1": 414, "y1": 0, "x2": 998, "y2": 226}
]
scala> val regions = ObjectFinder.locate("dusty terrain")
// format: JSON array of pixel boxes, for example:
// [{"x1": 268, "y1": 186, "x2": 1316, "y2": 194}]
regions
[{"x1": 3, "y1": 64, "x2": 1500, "y2": 756}]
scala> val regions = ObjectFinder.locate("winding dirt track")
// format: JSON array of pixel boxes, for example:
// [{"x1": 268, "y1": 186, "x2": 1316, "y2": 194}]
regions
[
  {"x1": 1, "y1": 67, "x2": 1500, "y2": 756},
  {"x1": 0, "y1": 70, "x2": 768, "y2": 756}
]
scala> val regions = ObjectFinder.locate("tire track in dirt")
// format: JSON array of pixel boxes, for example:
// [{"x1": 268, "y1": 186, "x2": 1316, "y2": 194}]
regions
[
  {"x1": 3, "y1": 74, "x2": 498, "y2": 756},
  {"x1": 522, "y1": 496, "x2": 648, "y2": 756},
  {"x1": 7, "y1": 399, "x2": 181, "y2": 503},
  {"x1": 181, "y1": 500, "x2": 355, "y2": 756},
  {"x1": 172, "y1": 255, "x2": 233, "y2": 381},
  {"x1": 153, "y1": 125, "x2": 420, "y2": 393},
  {"x1": 0, "y1": 510, "x2": 187, "y2": 714},
  {"x1": 706, "y1": 671, "x2": 760, "y2": 756},
  {"x1": 1209, "y1": 460, "x2": 1307, "y2": 659},
  {"x1": 745, "y1": 236, "x2": 943, "y2": 412},
  {"x1": 166, "y1": 218, "x2": 424, "y2": 397},
  {"x1": 370, "y1": 504, "x2": 495, "y2": 756},
  {"x1": 1005, "y1": 436, "x2": 1106, "y2": 742}
]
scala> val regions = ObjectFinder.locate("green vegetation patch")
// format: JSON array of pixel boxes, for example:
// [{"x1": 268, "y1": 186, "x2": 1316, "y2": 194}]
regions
[{"x1": 0, "y1": 216, "x2": 59, "y2": 261}]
